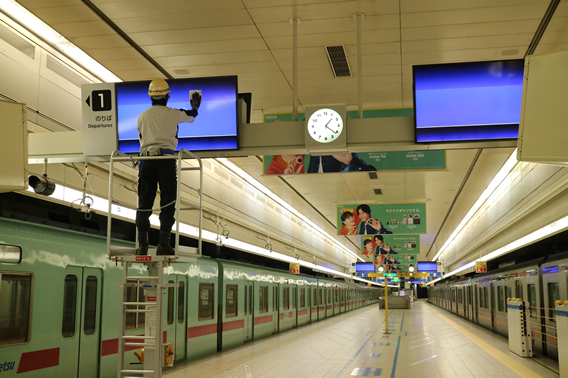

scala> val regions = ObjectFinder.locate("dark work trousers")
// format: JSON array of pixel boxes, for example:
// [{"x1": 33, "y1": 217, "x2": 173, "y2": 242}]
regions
[{"x1": 135, "y1": 159, "x2": 177, "y2": 232}]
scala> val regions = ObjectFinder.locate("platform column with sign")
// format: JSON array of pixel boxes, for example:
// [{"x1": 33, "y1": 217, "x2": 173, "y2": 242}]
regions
[{"x1": 507, "y1": 299, "x2": 533, "y2": 357}]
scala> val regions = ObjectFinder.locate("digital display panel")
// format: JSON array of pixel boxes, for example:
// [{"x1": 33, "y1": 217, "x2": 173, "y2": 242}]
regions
[
  {"x1": 417, "y1": 261, "x2": 438, "y2": 273},
  {"x1": 116, "y1": 76, "x2": 238, "y2": 153},
  {"x1": 356, "y1": 263, "x2": 376, "y2": 273},
  {"x1": 413, "y1": 60, "x2": 524, "y2": 143}
]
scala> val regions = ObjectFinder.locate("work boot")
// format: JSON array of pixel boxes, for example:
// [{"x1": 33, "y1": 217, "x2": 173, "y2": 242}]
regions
[
  {"x1": 156, "y1": 231, "x2": 175, "y2": 255},
  {"x1": 136, "y1": 231, "x2": 149, "y2": 256}
]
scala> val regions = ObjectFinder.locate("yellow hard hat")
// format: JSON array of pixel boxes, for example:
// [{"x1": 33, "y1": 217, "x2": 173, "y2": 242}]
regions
[{"x1": 148, "y1": 78, "x2": 170, "y2": 97}]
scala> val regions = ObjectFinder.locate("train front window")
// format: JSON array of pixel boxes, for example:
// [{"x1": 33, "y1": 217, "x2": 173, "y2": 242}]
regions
[
  {"x1": 0, "y1": 273, "x2": 32, "y2": 346},
  {"x1": 528, "y1": 284, "x2": 537, "y2": 317},
  {"x1": 62, "y1": 275, "x2": 78, "y2": 337},
  {"x1": 548, "y1": 282, "x2": 559, "y2": 320}
]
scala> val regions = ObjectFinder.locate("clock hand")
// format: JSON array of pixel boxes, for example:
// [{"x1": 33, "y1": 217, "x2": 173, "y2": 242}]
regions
[
  {"x1": 324, "y1": 118, "x2": 332, "y2": 127},
  {"x1": 325, "y1": 125, "x2": 338, "y2": 134}
]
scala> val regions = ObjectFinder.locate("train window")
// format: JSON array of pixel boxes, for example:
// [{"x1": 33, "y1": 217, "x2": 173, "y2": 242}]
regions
[
  {"x1": 0, "y1": 273, "x2": 32, "y2": 346},
  {"x1": 505, "y1": 287, "x2": 512, "y2": 312},
  {"x1": 126, "y1": 279, "x2": 146, "y2": 330},
  {"x1": 319, "y1": 289, "x2": 323, "y2": 305},
  {"x1": 0, "y1": 244, "x2": 22, "y2": 264},
  {"x1": 283, "y1": 287, "x2": 290, "y2": 310},
  {"x1": 273, "y1": 287, "x2": 277, "y2": 311},
  {"x1": 528, "y1": 284, "x2": 537, "y2": 317},
  {"x1": 259, "y1": 286, "x2": 268, "y2": 313},
  {"x1": 516, "y1": 281, "x2": 523, "y2": 299},
  {"x1": 484, "y1": 287, "x2": 489, "y2": 309},
  {"x1": 498, "y1": 286, "x2": 504, "y2": 312},
  {"x1": 300, "y1": 288, "x2": 305, "y2": 308},
  {"x1": 199, "y1": 283, "x2": 215, "y2": 321},
  {"x1": 244, "y1": 286, "x2": 248, "y2": 315},
  {"x1": 178, "y1": 281, "x2": 185, "y2": 324},
  {"x1": 313, "y1": 288, "x2": 317, "y2": 307},
  {"x1": 62, "y1": 275, "x2": 78, "y2": 337},
  {"x1": 479, "y1": 287, "x2": 484, "y2": 308},
  {"x1": 167, "y1": 280, "x2": 175, "y2": 325},
  {"x1": 548, "y1": 282, "x2": 559, "y2": 320},
  {"x1": 335, "y1": 288, "x2": 339, "y2": 302},
  {"x1": 249, "y1": 286, "x2": 252, "y2": 314},
  {"x1": 328, "y1": 289, "x2": 331, "y2": 303},
  {"x1": 226, "y1": 284, "x2": 238, "y2": 318},
  {"x1": 84, "y1": 276, "x2": 97, "y2": 335}
]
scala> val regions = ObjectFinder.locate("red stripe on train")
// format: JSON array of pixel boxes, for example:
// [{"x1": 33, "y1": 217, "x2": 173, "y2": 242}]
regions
[
  {"x1": 101, "y1": 332, "x2": 167, "y2": 356},
  {"x1": 188, "y1": 324, "x2": 217, "y2": 339},
  {"x1": 254, "y1": 315, "x2": 273, "y2": 325},
  {"x1": 17, "y1": 347, "x2": 59, "y2": 374},
  {"x1": 223, "y1": 319, "x2": 244, "y2": 332},
  {"x1": 298, "y1": 309, "x2": 308, "y2": 316}
]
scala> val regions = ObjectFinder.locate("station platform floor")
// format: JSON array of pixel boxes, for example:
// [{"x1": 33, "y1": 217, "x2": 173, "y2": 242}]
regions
[{"x1": 164, "y1": 300, "x2": 558, "y2": 378}]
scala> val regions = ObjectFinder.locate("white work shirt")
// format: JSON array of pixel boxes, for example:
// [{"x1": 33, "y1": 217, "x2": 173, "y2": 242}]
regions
[{"x1": 137, "y1": 105, "x2": 195, "y2": 153}]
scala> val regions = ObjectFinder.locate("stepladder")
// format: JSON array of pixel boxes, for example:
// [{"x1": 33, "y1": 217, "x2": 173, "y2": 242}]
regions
[{"x1": 106, "y1": 149, "x2": 203, "y2": 377}]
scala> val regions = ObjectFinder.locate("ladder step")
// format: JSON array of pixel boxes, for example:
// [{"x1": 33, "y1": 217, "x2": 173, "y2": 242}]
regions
[
  {"x1": 121, "y1": 335, "x2": 155, "y2": 340},
  {"x1": 125, "y1": 309, "x2": 156, "y2": 313},
  {"x1": 126, "y1": 276, "x2": 160, "y2": 280},
  {"x1": 124, "y1": 342, "x2": 155, "y2": 347},
  {"x1": 121, "y1": 369, "x2": 155, "y2": 374},
  {"x1": 122, "y1": 302, "x2": 155, "y2": 306}
]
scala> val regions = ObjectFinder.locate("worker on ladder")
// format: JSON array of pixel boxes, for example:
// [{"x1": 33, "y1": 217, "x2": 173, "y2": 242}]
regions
[{"x1": 135, "y1": 78, "x2": 202, "y2": 256}]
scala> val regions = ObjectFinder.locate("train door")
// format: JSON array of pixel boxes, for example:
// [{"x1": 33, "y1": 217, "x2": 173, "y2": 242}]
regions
[
  {"x1": 244, "y1": 281, "x2": 253, "y2": 341},
  {"x1": 272, "y1": 284, "x2": 279, "y2": 333},
  {"x1": 490, "y1": 282, "x2": 496, "y2": 331},
  {"x1": 60, "y1": 266, "x2": 103, "y2": 378},
  {"x1": 311, "y1": 287, "x2": 317, "y2": 322},
  {"x1": 164, "y1": 275, "x2": 187, "y2": 361}
]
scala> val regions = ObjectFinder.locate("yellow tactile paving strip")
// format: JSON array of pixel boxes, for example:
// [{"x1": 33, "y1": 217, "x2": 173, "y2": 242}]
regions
[{"x1": 428, "y1": 306, "x2": 543, "y2": 378}]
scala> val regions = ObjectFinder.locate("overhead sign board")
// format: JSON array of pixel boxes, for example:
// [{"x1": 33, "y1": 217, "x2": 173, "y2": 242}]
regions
[{"x1": 81, "y1": 83, "x2": 118, "y2": 156}]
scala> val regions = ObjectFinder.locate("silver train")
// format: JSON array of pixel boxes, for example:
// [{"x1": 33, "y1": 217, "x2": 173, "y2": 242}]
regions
[{"x1": 427, "y1": 255, "x2": 567, "y2": 361}]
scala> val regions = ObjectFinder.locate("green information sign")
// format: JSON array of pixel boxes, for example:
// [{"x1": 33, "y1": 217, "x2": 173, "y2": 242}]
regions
[{"x1": 338, "y1": 203, "x2": 426, "y2": 235}]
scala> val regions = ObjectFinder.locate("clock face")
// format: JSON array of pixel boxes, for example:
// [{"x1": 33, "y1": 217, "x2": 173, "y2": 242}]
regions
[{"x1": 307, "y1": 108, "x2": 344, "y2": 143}]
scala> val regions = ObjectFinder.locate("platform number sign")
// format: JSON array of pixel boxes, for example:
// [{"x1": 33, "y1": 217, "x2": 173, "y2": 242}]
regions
[
  {"x1": 86, "y1": 89, "x2": 112, "y2": 111},
  {"x1": 81, "y1": 83, "x2": 118, "y2": 156}
]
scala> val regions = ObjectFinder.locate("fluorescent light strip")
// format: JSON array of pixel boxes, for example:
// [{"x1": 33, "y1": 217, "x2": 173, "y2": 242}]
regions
[
  {"x1": 216, "y1": 158, "x2": 364, "y2": 262},
  {"x1": 0, "y1": 0, "x2": 121, "y2": 83},
  {"x1": 432, "y1": 150, "x2": 519, "y2": 261},
  {"x1": 28, "y1": 184, "x2": 379, "y2": 286}
]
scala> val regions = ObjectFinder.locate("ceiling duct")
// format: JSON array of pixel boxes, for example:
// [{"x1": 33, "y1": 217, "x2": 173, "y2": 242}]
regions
[
  {"x1": 325, "y1": 46, "x2": 351, "y2": 77},
  {"x1": 373, "y1": 188, "x2": 383, "y2": 195}
]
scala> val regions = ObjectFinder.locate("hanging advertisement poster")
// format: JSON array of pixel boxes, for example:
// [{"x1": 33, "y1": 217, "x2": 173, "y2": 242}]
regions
[
  {"x1": 360, "y1": 235, "x2": 420, "y2": 256},
  {"x1": 289, "y1": 263, "x2": 300, "y2": 274},
  {"x1": 262, "y1": 151, "x2": 446, "y2": 175},
  {"x1": 476, "y1": 261, "x2": 487, "y2": 273},
  {"x1": 337, "y1": 203, "x2": 427, "y2": 235}
]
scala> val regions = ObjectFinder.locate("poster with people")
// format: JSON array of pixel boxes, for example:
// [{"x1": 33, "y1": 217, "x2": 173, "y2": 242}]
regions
[
  {"x1": 263, "y1": 150, "x2": 446, "y2": 175},
  {"x1": 337, "y1": 203, "x2": 426, "y2": 235},
  {"x1": 361, "y1": 235, "x2": 419, "y2": 273}
]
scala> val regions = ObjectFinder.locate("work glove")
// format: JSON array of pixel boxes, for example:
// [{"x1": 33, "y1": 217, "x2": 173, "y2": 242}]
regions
[{"x1": 190, "y1": 91, "x2": 202, "y2": 109}]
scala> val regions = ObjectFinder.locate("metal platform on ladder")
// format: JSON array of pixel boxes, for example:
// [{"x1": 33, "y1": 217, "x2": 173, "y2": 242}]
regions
[{"x1": 105, "y1": 149, "x2": 204, "y2": 378}]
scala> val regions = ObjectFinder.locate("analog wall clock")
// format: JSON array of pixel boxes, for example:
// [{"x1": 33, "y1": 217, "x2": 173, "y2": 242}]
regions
[{"x1": 307, "y1": 108, "x2": 344, "y2": 143}]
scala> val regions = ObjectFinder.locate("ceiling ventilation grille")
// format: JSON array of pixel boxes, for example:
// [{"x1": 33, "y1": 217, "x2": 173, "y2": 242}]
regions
[
  {"x1": 368, "y1": 172, "x2": 378, "y2": 180},
  {"x1": 373, "y1": 188, "x2": 383, "y2": 195},
  {"x1": 325, "y1": 45, "x2": 351, "y2": 77}
]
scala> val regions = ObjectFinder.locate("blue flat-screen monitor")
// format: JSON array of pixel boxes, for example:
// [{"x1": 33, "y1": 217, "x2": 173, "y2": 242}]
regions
[
  {"x1": 116, "y1": 76, "x2": 238, "y2": 153},
  {"x1": 417, "y1": 261, "x2": 437, "y2": 273},
  {"x1": 356, "y1": 263, "x2": 375, "y2": 273},
  {"x1": 413, "y1": 60, "x2": 524, "y2": 143}
]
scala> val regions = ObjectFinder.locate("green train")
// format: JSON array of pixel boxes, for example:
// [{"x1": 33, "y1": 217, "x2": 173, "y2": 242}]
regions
[{"x1": 0, "y1": 215, "x2": 379, "y2": 377}]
